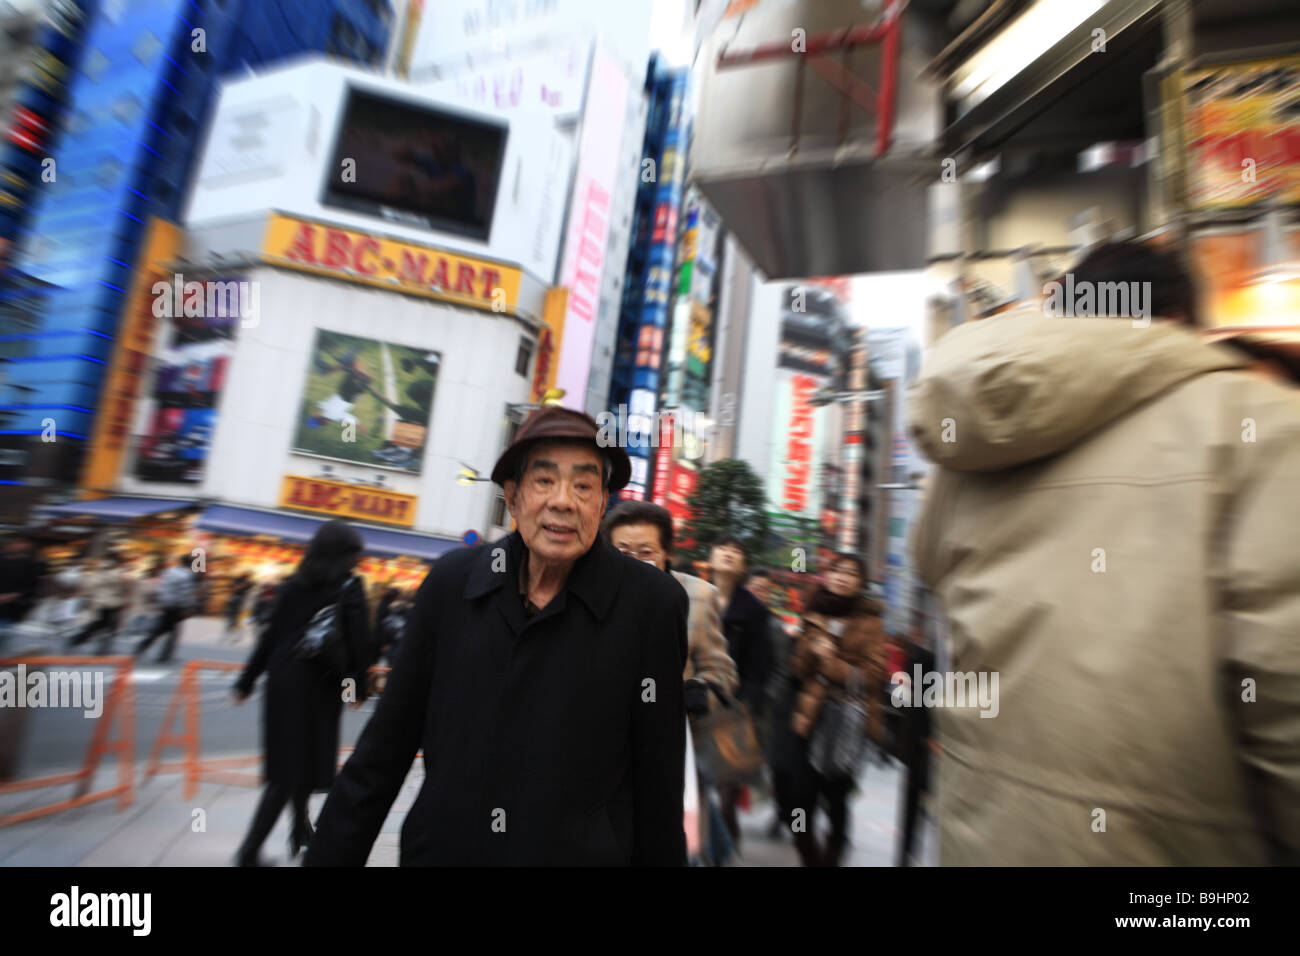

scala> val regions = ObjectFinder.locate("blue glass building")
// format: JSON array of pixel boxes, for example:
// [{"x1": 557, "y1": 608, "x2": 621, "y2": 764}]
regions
[{"x1": 0, "y1": 0, "x2": 393, "y2": 511}]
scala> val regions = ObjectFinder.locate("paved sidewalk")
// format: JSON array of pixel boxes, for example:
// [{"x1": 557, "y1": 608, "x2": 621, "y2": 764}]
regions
[
  {"x1": 729, "y1": 758, "x2": 936, "y2": 867},
  {"x1": 0, "y1": 756, "x2": 933, "y2": 866},
  {"x1": 3, "y1": 614, "x2": 936, "y2": 867},
  {"x1": 0, "y1": 754, "x2": 418, "y2": 867}
]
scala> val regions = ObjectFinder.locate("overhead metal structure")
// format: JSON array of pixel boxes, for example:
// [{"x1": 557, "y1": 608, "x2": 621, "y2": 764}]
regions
[{"x1": 692, "y1": 0, "x2": 942, "y2": 279}]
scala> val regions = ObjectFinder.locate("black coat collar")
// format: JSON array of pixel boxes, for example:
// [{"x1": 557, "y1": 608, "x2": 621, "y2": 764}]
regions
[{"x1": 464, "y1": 530, "x2": 622, "y2": 623}]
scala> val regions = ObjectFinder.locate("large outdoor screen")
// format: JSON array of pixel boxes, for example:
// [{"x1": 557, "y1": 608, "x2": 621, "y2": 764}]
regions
[{"x1": 323, "y1": 87, "x2": 507, "y2": 240}]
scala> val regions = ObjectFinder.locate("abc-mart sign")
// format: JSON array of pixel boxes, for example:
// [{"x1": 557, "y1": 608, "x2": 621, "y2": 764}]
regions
[{"x1": 261, "y1": 213, "x2": 522, "y2": 314}]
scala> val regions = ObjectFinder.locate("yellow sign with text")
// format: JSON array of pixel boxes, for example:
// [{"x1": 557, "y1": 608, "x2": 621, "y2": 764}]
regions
[
  {"x1": 80, "y1": 217, "x2": 182, "y2": 494},
  {"x1": 279, "y1": 474, "x2": 418, "y2": 527},
  {"x1": 262, "y1": 213, "x2": 522, "y2": 313}
]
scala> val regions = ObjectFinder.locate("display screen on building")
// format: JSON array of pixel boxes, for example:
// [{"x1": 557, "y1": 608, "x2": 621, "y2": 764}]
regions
[
  {"x1": 292, "y1": 330, "x2": 441, "y2": 474},
  {"x1": 323, "y1": 87, "x2": 507, "y2": 240}
]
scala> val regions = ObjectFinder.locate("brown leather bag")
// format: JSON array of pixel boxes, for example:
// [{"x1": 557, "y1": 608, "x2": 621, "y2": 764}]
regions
[{"x1": 691, "y1": 682, "x2": 765, "y2": 787}]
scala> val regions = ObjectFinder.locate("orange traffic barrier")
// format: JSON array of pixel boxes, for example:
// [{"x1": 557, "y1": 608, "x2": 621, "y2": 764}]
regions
[
  {"x1": 0, "y1": 656, "x2": 136, "y2": 828},
  {"x1": 144, "y1": 660, "x2": 254, "y2": 800},
  {"x1": 145, "y1": 661, "x2": 395, "y2": 799}
]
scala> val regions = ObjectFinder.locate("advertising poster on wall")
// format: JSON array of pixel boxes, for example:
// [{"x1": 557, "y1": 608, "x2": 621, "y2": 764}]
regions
[
  {"x1": 292, "y1": 330, "x2": 440, "y2": 474},
  {"x1": 134, "y1": 282, "x2": 241, "y2": 484},
  {"x1": 1180, "y1": 55, "x2": 1300, "y2": 210}
]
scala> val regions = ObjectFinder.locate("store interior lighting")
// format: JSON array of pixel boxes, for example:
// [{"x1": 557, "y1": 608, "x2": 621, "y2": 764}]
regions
[
  {"x1": 1249, "y1": 208, "x2": 1300, "y2": 287},
  {"x1": 950, "y1": 0, "x2": 1110, "y2": 110}
]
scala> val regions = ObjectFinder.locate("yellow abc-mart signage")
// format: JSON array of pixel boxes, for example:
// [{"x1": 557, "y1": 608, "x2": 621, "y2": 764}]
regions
[
  {"x1": 262, "y1": 213, "x2": 522, "y2": 313},
  {"x1": 279, "y1": 474, "x2": 418, "y2": 528}
]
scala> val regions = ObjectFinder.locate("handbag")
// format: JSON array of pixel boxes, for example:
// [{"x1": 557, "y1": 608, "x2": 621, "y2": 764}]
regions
[
  {"x1": 808, "y1": 663, "x2": 871, "y2": 780},
  {"x1": 291, "y1": 578, "x2": 352, "y2": 676},
  {"x1": 691, "y1": 682, "x2": 766, "y2": 788}
]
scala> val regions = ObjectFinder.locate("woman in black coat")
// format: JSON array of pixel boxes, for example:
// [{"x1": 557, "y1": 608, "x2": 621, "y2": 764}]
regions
[{"x1": 231, "y1": 520, "x2": 372, "y2": 866}]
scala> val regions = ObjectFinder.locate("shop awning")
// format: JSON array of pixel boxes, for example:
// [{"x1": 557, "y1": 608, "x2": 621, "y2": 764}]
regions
[
  {"x1": 196, "y1": 504, "x2": 462, "y2": 561},
  {"x1": 39, "y1": 496, "x2": 196, "y2": 521}
]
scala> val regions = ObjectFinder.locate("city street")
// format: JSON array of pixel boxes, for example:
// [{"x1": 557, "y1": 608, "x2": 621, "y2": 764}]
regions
[{"x1": 0, "y1": 615, "x2": 932, "y2": 867}]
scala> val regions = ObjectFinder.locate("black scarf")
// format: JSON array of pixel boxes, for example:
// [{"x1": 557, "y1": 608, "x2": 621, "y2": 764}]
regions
[{"x1": 806, "y1": 586, "x2": 859, "y2": 620}]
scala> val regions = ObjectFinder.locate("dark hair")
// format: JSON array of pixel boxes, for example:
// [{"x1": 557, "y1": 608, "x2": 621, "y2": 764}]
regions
[
  {"x1": 176, "y1": 554, "x2": 191, "y2": 568},
  {"x1": 1068, "y1": 240, "x2": 1200, "y2": 326},
  {"x1": 711, "y1": 535, "x2": 748, "y2": 560},
  {"x1": 828, "y1": 552, "x2": 867, "y2": 580},
  {"x1": 296, "y1": 519, "x2": 363, "y2": 588},
  {"x1": 602, "y1": 500, "x2": 674, "y2": 553},
  {"x1": 749, "y1": 568, "x2": 772, "y2": 581}
]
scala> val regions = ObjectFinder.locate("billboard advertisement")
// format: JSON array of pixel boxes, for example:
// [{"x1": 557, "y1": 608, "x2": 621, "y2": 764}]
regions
[
  {"x1": 134, "y1": 278, "x2": 241, "y2": 484},
  {"x1": 1181, "y1": 55, "x2": 1300, "y2": 210},
  {"x1": 323, "y1": 86, "x2": 507, "y2": 240},
  {"x1": 291, "y1": 330, "x2": 441, "y2": 474}
]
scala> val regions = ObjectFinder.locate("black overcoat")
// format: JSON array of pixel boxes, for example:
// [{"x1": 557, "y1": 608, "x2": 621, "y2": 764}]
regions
[
  {"x1": 722, "y1": 586, "x2": 773, "y2": 714},
  {"x1": 235, "y1": 573, "x2": 372, "y2": 791},
  {"x1": 304, "y1": 531, "x2": 689, "y2": 866}
]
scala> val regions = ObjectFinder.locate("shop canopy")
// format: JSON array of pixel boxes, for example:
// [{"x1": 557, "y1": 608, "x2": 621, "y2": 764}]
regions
[
  {"x1": 196, "y1": 505, "x2": 462, "y2": 562},
  {"x1": 39, "y1": 496, "x2": 196, "y2": 521}
]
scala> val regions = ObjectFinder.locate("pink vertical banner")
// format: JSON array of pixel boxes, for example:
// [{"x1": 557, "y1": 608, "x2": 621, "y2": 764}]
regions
[{"x1": 555, "y1": 40, "x2": 628, "y2": 409}]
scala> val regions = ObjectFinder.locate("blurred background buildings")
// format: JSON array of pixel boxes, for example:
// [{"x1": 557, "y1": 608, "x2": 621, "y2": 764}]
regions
[{"x1": 0, "y1": 0, "x2": 1297, "y2": 625}]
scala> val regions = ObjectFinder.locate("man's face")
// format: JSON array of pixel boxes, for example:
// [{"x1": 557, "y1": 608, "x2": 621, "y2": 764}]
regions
[
  {"x1": 505, "y1": 441, "x2": 608, "y2": 567},
  {"x1": 709, "y1": 543, "x2": 746, "y2": 576},
  {"x1": 748, "y1": 576, "x2": 770, "y2": 604},
  {"x1": 609, "y1": 522, "x2": 667, "y2": 572}
]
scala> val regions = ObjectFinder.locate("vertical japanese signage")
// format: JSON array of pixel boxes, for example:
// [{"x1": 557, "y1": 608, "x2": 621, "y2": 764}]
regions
[
  {"x1": 554, "y1": 40, "x2": 628, "y2": 408},
  {"x1": 665, "y1": 460, "x2": 698, "y2": 550},
  {"x1": 80, "y1": 218, "x2": 181, "y2": 493},
  {"x1": 531, "y1": 287, "x2": 568, "y2": 402},
  {"x1": 625, "y1": 68, "x2": 691, "y2": 500},
  {"x1": 651, "y1": 411, "x2": 674, "y2": 505},
  {"x1": 768, "y1": 371, "x2": 823, "y2": 520}
]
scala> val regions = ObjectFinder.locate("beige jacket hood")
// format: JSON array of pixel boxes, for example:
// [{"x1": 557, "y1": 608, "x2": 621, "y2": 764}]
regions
[
  {"x1": 908, "y1": 307, "x2": 1300, "y2": 865},
  {"x1": 908, "y1": 307, "x2": 1249, "y2": 472}
]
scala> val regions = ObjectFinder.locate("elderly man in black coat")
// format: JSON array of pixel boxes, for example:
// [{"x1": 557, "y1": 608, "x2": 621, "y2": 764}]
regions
[{"x1": 305, "y1": 406, "x2": 689, "y2": 866}]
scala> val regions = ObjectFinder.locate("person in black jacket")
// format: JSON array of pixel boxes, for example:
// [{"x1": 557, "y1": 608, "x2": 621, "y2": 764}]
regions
[
  {"x1": 707, "y1": 535, "x2": 772, "y2": 850},
  {"x1": 231, "y1": 520, "x2": 372, "y2": 866},
  {"x1": 302, "y1": 406, "x2": 687, "y2": 867}
]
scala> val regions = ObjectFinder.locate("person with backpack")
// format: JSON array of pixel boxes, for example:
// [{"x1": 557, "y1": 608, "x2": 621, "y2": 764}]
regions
[
  {"x1": 133, "y1": 554, "x2": 198, "y2": 664},
  {"x1": 231, "y1": 520, "x2": 372, "y2": 866}
]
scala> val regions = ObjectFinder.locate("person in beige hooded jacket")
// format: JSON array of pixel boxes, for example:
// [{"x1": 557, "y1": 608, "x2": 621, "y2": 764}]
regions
[{"x1": 908, "y1": 241, "x2": 1300, "y2": 866}]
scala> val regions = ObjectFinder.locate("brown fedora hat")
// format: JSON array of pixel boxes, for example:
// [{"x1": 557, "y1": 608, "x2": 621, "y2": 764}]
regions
[{"x1": 491, "y1": 405, "x2": 631, "y2": 491}]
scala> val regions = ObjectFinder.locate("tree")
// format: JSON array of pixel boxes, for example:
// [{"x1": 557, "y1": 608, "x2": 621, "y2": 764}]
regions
[{"x1": 679, "y1": 459, "x2": 770, "y2": 567}]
